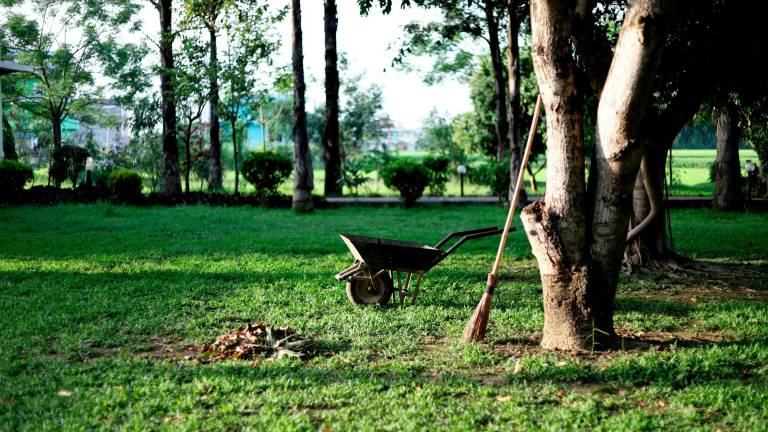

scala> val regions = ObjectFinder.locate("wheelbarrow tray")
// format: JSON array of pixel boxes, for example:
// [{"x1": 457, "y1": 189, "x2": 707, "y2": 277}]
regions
[{"x1": 339, "y1": 234, "x2": 443, "y2": 273}]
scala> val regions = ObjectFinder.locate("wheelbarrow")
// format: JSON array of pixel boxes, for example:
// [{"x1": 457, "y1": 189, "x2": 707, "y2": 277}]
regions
[{"x1": 335, "y1": 227, "x2": 506, "y2": 305}]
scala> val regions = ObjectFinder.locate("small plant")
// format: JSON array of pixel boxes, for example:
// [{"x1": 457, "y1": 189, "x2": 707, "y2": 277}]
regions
[
  {"x1": 471, "y1": 159, "x2": 510, "y2": 200},
  {"x1": 49, "y1": 145, "x2": 89, "y2": 187},
  {"x1": 339, "y1": 158, "x2": 370, "y2": 196},
  {"x1": 381, "y1": 159, "x2": 430, "y2": 207},
  {"x1": 191, "y1": 150, "x2": 211, "y2": 192},
  {"x1": 0, "y1": 159, "x2": 34, "y2": 194},
  {"x1": 107, "y1": 169, "x2": 143, "y2": 203},
  {"x1": 241, "y1": 151, "x2": 292, "y2": 197},
  {"x1": 422, "y1": 155, "x2": 450, "y2": 196}
]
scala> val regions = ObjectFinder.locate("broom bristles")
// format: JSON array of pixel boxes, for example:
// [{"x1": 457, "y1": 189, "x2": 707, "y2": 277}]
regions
[{"x1": 461, "y1": 292, "x2": 493, "y2": 343}]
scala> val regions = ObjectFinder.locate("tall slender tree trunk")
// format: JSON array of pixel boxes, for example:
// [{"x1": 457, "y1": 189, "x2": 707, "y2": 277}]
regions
[
  {"x1": 184, "y1": 123, "x2": 192, "y2": 194},
  {"x1": 159, "y1": 0, "x2": 181, "y2": 196},
  {"x1": 291, "y1": 0, "x2": 313, "y2": 212},
  {"x1": 484, "y1": 1, "x2": 509, "y2": 162},
  {"x1": 208, "y1": 27, "x2": 223, "y2": 191},
  {"x1": 231, "y1": 119, "x2": 240, "y2": 195},
  {"x1": 713, "y1": 101, "x2": 742, "y2": 210},
  {"x1": 506, "y1": 5, "x2": 526, "y2": 203},
  {"x1": 323, "y1": 0, "x2": 342, "y2": 197},
  {"x1": 523, "y1": 0, "x2": 672, "y2": 351},
  {"x1": 52, "y1": 113, "x2": 62, "y2": 151}
]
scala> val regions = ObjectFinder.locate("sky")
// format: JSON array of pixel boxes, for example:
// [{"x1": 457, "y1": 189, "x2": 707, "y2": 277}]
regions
[{"x1": 132, "y1": 0, "x2": 474, "y2": 130}]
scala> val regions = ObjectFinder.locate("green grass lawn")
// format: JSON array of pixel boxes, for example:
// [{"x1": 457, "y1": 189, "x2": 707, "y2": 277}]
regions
[{"x1": 1, "y1": 205, "x2": 767, "y2": 430}]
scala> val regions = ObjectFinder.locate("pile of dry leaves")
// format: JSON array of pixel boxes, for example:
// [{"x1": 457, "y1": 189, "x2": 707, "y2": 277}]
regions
[{"x1": 195, "y1": 323, "x2": 312, "y2": 362}]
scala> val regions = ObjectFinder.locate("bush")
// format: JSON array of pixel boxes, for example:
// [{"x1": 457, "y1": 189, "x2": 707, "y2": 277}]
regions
[
  {"x1": 381, "y1": 159, "x2": 430, "y2": 207},
  {"x1": 422, "y1": 155, "x2": 450, "y2": 196},
  {"x1": 471, "y1": 159, "x2": 509, "y2": 200},
  {"x1": 107, "y1": 169, "x2": 143, "y2": 203},
  {"x1": 0, "y1": 159, "x2": 34, "y2": 194},
  {"x1": 339, "y1": 158, "x2": 370, "y2": 196},
  {"x1": 50, "y1": 145, "x2": 89, "y2": 187},
  {"x1": 241, "y1": 151, "x2": 292, "y2": 197}
]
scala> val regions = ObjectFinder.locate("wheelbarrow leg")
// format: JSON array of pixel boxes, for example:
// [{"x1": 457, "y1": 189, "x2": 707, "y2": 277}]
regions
[{"x1": 411, "y1": 272, "x2": 425, "y2": 301}]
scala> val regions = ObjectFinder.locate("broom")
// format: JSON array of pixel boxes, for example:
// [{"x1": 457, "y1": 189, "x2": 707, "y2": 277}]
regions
[{"x1": 461, "y1": 94, "x2": 543, "y2": 343}]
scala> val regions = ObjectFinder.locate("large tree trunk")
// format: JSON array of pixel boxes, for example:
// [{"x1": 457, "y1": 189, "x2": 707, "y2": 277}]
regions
[
  {"x1": 484, "y1": 1, "x2": 509, "y2": 162},
  {"x1": 506, "y1": 4, "x2": 526, "y2": 204},
  {"x1": 208, "y1": 27, "x2": 223, "y2": 191},
  {"x1": 159, "y1": 0, "x2": 181, "y2": 196},
  {"x1": 523, "y1": 0, "x2": 672, "y2": 351},
  {"x1": 587, "y1": 0, "x2": 671, "y2": 336},
  {"x1": 713, "y1": 101, "x2": 742, "y2": 210},
  {"x1": 323, "y1": 0, "x2": 342, "y2": 197},
  {"x1": 523, "y1": 0, "x2": 591, "y2": 351},
  {"x1": 291, "y1": 0, "x2": 313, "y2": 212}
]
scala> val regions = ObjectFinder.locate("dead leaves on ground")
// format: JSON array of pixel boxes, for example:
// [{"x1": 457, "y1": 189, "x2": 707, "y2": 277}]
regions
[{"x1": 190, "y1": 324, "x2": 313, "y2": 363}]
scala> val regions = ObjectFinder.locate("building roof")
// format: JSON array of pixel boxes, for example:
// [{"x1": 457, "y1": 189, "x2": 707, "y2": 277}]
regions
[{"x1": 0, "y1": 61, "x2": 36, "y2": 76}]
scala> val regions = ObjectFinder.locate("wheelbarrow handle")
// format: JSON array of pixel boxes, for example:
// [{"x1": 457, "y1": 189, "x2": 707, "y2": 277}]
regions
[
  {"x1": 433, "y1": 226, "x2": 502, "y2": 249},
  {"x1": 430, "y1": 227, "x2": 507, "y2": 268}
]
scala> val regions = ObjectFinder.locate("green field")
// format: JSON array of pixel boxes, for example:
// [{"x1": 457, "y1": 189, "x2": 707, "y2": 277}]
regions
[
  {"x1": 1, "y1": 205, "x2": 767, "y2": 430},
  {"x1": 30, "y1": 149, "x2": 761, "y2": 198}
]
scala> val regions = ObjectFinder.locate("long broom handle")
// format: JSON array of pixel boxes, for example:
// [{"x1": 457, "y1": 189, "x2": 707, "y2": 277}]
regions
[{"x1": 490, "y1": 94, "x2": 543, "y2": 276}]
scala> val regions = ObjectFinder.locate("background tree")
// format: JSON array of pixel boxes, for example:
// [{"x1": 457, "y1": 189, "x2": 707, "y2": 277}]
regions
[
  {"x1": 323, "y1": 0, "x2": 342, "y2": 196},
  {"x1": 185, "y1": 0, "x2": 229, "y2": 190},
  {"x1": 1, "y1": 0, "x2": 140, "y2": 184},
  {"x1": 175, "y1": 33, "x2": 209, "y2": 194},
  {"x1": 291, "y1": 0, "x2": 313, "y2": 211},
  {"x1": 148, "y1": 0, "x2": 182, "y2": 195},
  {"x1": 219, "y1": 1, "x2": 283, "y2": 195}
]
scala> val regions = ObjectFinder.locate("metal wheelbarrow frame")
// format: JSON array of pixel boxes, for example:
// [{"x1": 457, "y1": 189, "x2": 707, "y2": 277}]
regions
[{"x1": 335, "y1": 226, "x2": 507, "y2": 305}]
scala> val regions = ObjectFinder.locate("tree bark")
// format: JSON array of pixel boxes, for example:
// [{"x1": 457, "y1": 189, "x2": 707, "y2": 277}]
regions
[
  {"x1": 484, "y1": 0, "x2": 509, "y2": 162},
  {"x1": 231, "y1": 119, "x2": 240, "y2": 195},
  {"x1": 506, "y1": 4, "x2": 526, "y2": 204},
  {"x1": 524, "y1": 0, "x2": 672, "y2": 350},
  {"x1": 159, "y1": 0, "x2": 182, "y2": 196},
  {"x1": 524, "y1": 0, "x2": 591, "y2": 351},
  {"x1": 52, "y1": 113, "x2": 62, "y2": 151},
  {"x1": 291, "y1": 0, "x2": 313, "y2": 212},
  {"x1": 713, "y1": 101, "x2": 742, "y2": 210},
  {"x1": 208, "y1": 27, "x2": 223, "y2": 191},
  {"x1": 323, "y1": 0, "x2": 342, "y2": 197},
  {"x1": 184, "y1": 122, "x2": 192, "y2": 194}
]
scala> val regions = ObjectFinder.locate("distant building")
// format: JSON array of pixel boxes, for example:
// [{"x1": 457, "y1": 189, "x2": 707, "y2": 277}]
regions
[{"x1": 381, "y1": 117, "x2": 419, "y2": 153}]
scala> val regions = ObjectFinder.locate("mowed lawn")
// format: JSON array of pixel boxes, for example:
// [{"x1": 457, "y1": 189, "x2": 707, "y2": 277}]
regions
[{"x1": 1, "y1": 205, "x2": 767, "y2": 430}]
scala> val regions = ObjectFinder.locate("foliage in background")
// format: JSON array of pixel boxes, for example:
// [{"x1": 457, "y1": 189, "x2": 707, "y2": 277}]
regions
[
  {"x1": 0, "y1": 159, "x2": 33, "y2": 193},
  {"x1": 107, "y1": 169, "x2": 143, "y2": 203},
  {"x1": 381, "y1": 159, "x2": 430, "y2": 206},
  {"x1": 470, "y1": 157, "x2": 509, "y2": 201},
  {"x1": 422, "y1": 155, "x2": 450, "y2": 196},
  {"x1": 49, "y1": 145, "x2": 88, "y2": 188},
  {"x1": 241, "y1": 151, "x2": 292, "y2": 197},
  {"x1": 339, "y1": 158, "x2": 370, "y2": 196},
  {"x1": 417, "y1": 109, "x2": 464, "y2": 167},
  {"x1": 2, "y1": 115, "x2": 19, "y2": 160}
]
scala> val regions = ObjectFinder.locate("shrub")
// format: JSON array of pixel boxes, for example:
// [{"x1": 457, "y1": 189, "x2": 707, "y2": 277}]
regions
[
  {"x1": 381, "y1": 159, "x2": 430, "y2": 207},
  {"x1": 422, "y1": 155, "x2": 450, "y2": 196},
  {"x1": 241, "y1": 151, "x2": 292, "y2": 197},
  {"x1": 50, "y1": 145, "x2": 89, "y2": 187},
  {"x1": 0, "y1": 159, "x2": 34, "y2": 194},
  {"x1": 107, "y1": 169, "x2": 143, "y2": 203},
  {"x1": 471, "y1": 159, "x2": 509, "y2": 200},
  {"x1": 339, "y1": 158, "x2": 370, "y2": 196}
]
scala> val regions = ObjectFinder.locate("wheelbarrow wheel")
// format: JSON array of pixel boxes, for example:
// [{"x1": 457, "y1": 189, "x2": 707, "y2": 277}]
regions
[{"x1": 346, "y1": 269, "x2": 394, "y2": 306}]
